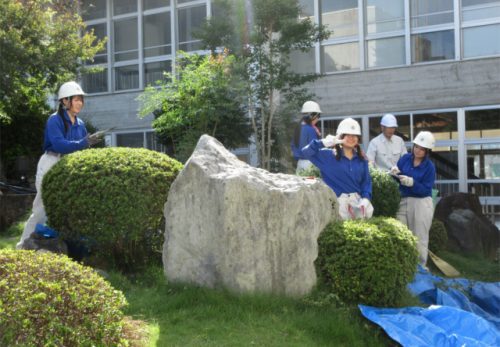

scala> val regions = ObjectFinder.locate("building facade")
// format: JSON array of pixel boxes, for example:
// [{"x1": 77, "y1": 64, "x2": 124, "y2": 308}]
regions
[{"x1": 80, "y1": 0, "x2": 500, "y2": 224}]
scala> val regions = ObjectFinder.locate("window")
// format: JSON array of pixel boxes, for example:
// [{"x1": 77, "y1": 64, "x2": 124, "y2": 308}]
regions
[
  {"x1": 322, "y1": 42, "x2": 359, "y2": 72},
  {"x1": 113, "y1": 0, "x2": 136, "y2": 15},
  {"x1": 178, "y1": 5, "x2": 206, "y2": 51},
  {"x1": 81, "y1": 0, "x2": 106, "y2": 20},
  {"x1": 369, "y1": 114, "x2": 411, "y2": 141},
  {"x1": 144, "y1": 12, "x2": 172, "y2": 57},
  {"x1": 299, "y1": 0, "x2": 314, "y2": 17},
  {"x1": 413, "y1": 112, "x2": 458, "y2": 140},
  {"x1": 114, "y1": 18, "x2": 138, "y2": 62},
  {"x1": 366, "y1": 0, "x2": 405, "y2": 34},
  {"x1": 82, "y1": 69, "x2": 108, "y2": 94},
  {"x1": 411, "y1": 0, "x2": 455, "y2": 63},
  {"x1": 289, "y1": 48, "x2": 316, "y2": 74},
  {"x1": 115, "y1": 65, "x2": 139, "y2": 90},
  {"x1": 462, "y1": 0, "x2": 500, "y2": 58},
  {"x1": 367, "y1": 36, "x2": 405, "y2": 68},
  {"x1": 145, "y1": 60, "x2": 171, "y2": 86},
  {"x1": 465, "y1": 109, "x2": 500, "y2": 138},
  {"x1": 116, "y1": 133, "x2": 144, "y2": 147},
  {"x1": 321, "y1": 0, "x2": 358, "y2": 38},
  {"x1": 143, "y1": 0, "x2": 170, "y2": 10}
]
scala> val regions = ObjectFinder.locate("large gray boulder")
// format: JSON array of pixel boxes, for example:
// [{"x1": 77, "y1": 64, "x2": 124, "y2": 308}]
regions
[{"x1": 163, "y1": 135, "x2": 339, "y2": 296}]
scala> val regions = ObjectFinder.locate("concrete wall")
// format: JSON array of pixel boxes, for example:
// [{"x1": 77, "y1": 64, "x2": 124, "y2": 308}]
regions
[{"x1": 310, "y1": 57, "x2": 500, "y2": 116}]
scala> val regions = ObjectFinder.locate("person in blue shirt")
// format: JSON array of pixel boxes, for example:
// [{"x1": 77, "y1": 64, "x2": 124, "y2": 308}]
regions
[
  {"x1": 17, "y1": 81, "x2": 101, "y2": 249},
  {"x1": 301, "y1": 118, "x2": 373, "y2": 220},
  {"x1": 291, "y1": 101, "x2": 322, "y2": 174},
  {"x1": 390, "y1": 131, "x2": 436, "y2": 265}
]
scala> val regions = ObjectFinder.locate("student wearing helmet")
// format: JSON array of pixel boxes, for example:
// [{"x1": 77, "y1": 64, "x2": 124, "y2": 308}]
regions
[
  {"x1": 391, "y1": 131, "x2": 436, "y2": 265},
  {"x1": 301, "y1": 118, "x2": 373, "y2": 220},
  {"x1": 17, "y1": 81, "x2": 101, "y2": 249},
  {"x1": 366, "y1": 113, "x2": 407, "y2": 171},
  {"x1": 291, "y1": 101, "x2": 322, "y2": 173}
]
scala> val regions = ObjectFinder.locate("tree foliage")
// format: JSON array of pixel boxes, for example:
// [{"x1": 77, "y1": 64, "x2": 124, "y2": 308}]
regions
[
  {"x1": 195, "y1": 0, "x2": 329, "y2": 171},
  {"x1": 138, "y1": 52, "x2": 251, "y2": 162},
  {"x1": 0, "y1": 0, "x2": 105, "y2": 177}
]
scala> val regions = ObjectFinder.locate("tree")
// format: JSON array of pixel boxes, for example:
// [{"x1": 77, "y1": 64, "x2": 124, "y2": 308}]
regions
[
  {"x1": 195, "y1": 0, "x2": 329, "y2": 171},
  {"x1": 0, "y1": 0, "x2": 105, "y2": 178},
  {"x1": 138, "y1": 51, "x2": 251, "y2": 163}
]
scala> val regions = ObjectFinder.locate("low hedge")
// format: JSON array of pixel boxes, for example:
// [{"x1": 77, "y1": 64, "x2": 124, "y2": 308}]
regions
[
  {"x1": 316, "y1": 217, "x2": 418, "y2": 306},
  {"x1": 0, "y1": 250, "x2": 127, "y2": 346},
  {"x1": 42, "y1": 147, "x2": 183, "y2": 269}
]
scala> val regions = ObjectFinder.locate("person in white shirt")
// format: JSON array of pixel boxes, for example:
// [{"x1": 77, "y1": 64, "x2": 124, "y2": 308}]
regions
[{"x1": 366, "y1": 113, "x2": 407, "y2": 171}]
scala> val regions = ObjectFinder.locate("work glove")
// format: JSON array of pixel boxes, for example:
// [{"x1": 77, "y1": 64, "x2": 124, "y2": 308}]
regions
[
  {"x1": 87, "y1": 132, "x2": 104, "y2": 146},
  {"x1": 389, "y1": 166, "x2": 400, "y2": 175},
  {"x1": 321, "y1": 134, "x2": 343, "y2": 148},
  {"x1": 399, "y1": 175, "x2": 414, "y2": 187}
]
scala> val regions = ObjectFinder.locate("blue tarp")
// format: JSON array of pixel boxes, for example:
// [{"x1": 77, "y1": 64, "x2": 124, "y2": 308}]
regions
[{"x1": 359, "y1": 266, "x2": 500, "y2": 346}]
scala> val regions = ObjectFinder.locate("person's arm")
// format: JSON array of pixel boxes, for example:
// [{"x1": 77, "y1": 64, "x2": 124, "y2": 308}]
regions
[
  {"x1": 359, "y1": 160, "x2": 372, "y2": 200},
  {"x1": 47, "y1": 116, "x2": 88, "y2": 154},
  {"x1": 408, "y1": 162, "x2": 435, "y2": 197}
]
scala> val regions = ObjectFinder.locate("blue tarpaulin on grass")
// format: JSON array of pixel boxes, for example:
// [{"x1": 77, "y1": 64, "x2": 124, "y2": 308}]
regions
[{"x1": 359, "y1": 266, "x2": 500, "y2": 346}]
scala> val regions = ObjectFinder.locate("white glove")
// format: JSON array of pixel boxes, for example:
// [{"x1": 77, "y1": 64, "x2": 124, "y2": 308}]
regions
[
  {"x1": 389, "y1": 166, "x2": 400, "y2": 175},
  {"x1": 321, "y1": 135, "x2": 343, "y2": 148},
  {"x1": 399, "y1": 175, "x2": 414, "y2": 187}
]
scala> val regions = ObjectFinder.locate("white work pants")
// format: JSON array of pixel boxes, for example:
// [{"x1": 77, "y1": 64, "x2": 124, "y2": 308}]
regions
[
  {"x1": 397, "y1": 196, "x2": 434, "y2": 265},
  {"x1": 17, "y1": 153, "x2": 61, "y2": 249},
  {"x1": 337, "y1": 193, "x2": 374, "y2": 221}
]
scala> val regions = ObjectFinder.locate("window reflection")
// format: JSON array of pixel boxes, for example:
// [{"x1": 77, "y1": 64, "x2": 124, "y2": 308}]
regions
[
  {"x1": 413, "y1": 112, "x2": 457, "y2": 139},
  {"x1": 322, "y1": 42, "x2": 359, "y2": 72},
  {"x1": 321, "y1": 0, "x2": 358, "y2": 38},
  {"x1": 412, "y1": 30, "x2": 455, "y2": 63},
  {"x1": 467, "y1": 144, "x2": 500, "y2": 179}
]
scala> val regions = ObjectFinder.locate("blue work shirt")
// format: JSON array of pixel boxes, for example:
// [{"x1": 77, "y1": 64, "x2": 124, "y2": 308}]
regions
[
  {"x1": 301, "y1": 139, "x2": 372, "y2": 199},
  {"x1": 43, "y1": 110, "x2": 89, "y2": 154},
  {"x1": 397, "y1": 153, "x2": 436, "y2": 198},
  {"x1": 291, "y1": 124, "x2": 319, "y2": 160}
]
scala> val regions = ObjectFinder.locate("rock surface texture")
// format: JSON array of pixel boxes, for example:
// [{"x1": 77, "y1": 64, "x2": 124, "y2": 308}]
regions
[{"x1": 163, "y1": 135, "x2": 339, "y2": 296}]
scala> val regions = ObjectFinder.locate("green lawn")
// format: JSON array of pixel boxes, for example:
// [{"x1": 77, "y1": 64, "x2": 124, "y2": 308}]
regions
[{"x1": 1, "y1": 215, "x2": 498, "y2": 346}]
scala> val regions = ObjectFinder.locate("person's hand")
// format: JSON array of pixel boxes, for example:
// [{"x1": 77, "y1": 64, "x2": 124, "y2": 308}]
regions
[
  {"x1": 87, "y1": 132, "x2": 104, "y2": 146},
  {"x1": 399, "y1": 175, "x2": 414, "y2": 187},
  {"x1": 389, "y1": 166, "x2": 400, "y2": 175},
  {"x1": 321, "y1": 135, "x2": 343, "y2": 148}
]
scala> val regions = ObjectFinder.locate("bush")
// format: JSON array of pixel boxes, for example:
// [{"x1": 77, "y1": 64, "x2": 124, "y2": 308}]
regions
[
  {"x1": 429, "y1": 219, "x2": 448, "y2": 253},
  {"x1": 0, "y1": 250, "x2": 127, "y2": 346},
  {"x1": 42, "y1": 147, "x2": 183, "y2": 269},
  {"x1": 296, "y1": 165, "x2": 321, "y2": 178},
  {"x1": 316, "y1": 217, "x2": 419, "y2": 306},
  {"x1": 370, "y1": 167, "x2": 400, "y2": 217}
]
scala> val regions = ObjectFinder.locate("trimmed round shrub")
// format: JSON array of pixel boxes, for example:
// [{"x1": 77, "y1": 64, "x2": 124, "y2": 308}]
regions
[
  {"x1": 42, "y1": 147, "x2": 183, "y2": 269},
  {"x1": 316, "y1": 217, "x2": 419, "y2": 306},
  {"x1": 0, "y1": 250, "x2": 127, "y2": 346},
  {"x1": 429, "y1": 219, "x2": 448, "y2": 253},
  {"x1": 370, "y1": 167, "x2": 401, "y2": 217}
]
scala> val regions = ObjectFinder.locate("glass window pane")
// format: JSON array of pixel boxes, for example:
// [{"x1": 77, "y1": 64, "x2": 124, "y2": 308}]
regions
[
  {"x1": 145, "y1": 60, "x2": 172, "y2": 86},
  {"x1": 143, "y1": 0, "x2": 170, "y2": 11},
  {"x1": 115, "y1": 65, "x2": 139, "y2": 91},
  {"x1": 463, "y1": 24, "x2": 500, "y2": 58},
  {"x1": 116, "y1": 133, "x2": 144, "y2": 148},
  {"x1": 82, "y1": 69, "x2": 108, "y2": 94},
  {"x1": 322, "y1": 42, "x2": 359, "y2": 72},
  {"x1": 367, "y1": 36, "x2": 405, "y2": 68},
  {"x1": 432, "y1": 146, "x2": 459, "y2": 179},
  {"x1": 413, "y1": 112, "x2": 458, "y2": 140},
  {"x1": 411, "y1": 30, "x2": 454, "y2": 63},
  {"x1": 366, "y1": 0, "x2": 405, "y2": 34},
  {"x1": 462, "y1": 0, "x2": 500, "y2": 21},
  {"x1": 299, "y1": 0, "x2": 314, "y2": 17},
  {"x1": 114, "y1": 18, "x2": 138, "y2": 61},
  {"x1": 113, "y1": 0, "x2": 136, "y2": 15},
  {"x1": 81, "y1": 0, "x2": 106, "y2": 21},
  {"x1": 144, "y1": 12, "x2": 171, "y2": 58},
  {"x1": 411, "y1": 0, "x2": 454, "y2": 27},
  {"x1": 321, "y1": 0, "x2": 358, "y2": 38},
  {"x1": 369, "y1": 115, "x2": 411, "y2": 141},
  {"x1": 465, "y1": 109, "x2": 500, "y2": 138},
  {"x1": 467, "y1": 144, "x2": 500, "y2": 179},
  {"x1": 85, "y1": 23, "x2": 107, "y2": 64},
  {"x1": 146, "y1": 132, "x2": 165, "y2": 152},
  {"x1": 289, "y1": 48, "x2": 316, "y2": 74},
  {"x1": 178, "y1": 6, "x2": 206, "y2": 51}
]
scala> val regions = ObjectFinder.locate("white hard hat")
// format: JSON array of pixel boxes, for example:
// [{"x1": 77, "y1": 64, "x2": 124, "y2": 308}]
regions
[
  {"x1": 336, "y1": 118, "x2": 361, "y2": 136},
  {"x1": 413, "y1": 131, "x2": 435, "y2": 150},
  {"x1": 301, "y1": 101, "x2": 322, "y2": 114},
  {"x1": 380, "y1": 113, "x2": 398, "y2": 127},
  {"x1": 58, "y1": 81, "x2": 85, "y2": 100}
]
